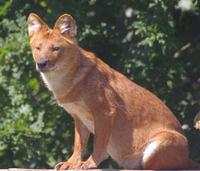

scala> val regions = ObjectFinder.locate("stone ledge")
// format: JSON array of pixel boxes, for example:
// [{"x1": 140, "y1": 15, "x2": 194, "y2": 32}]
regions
[
  {"x1": 0, "y1": 169, "x2": 152, "y2": 171},
  {"x1": 1, "y1": 169, "x2": 200, "y2": 171},
  {"x1": 0, "y1": 169, "x2": 144, "y2": 171},
  {"x1": 0, "y1": 169, "x2": 143, "y2": 171}
]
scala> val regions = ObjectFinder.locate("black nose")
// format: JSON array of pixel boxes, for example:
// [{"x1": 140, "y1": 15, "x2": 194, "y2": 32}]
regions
[{"x1": 37, "y1": 58, "x2": 47, "y2": 69}]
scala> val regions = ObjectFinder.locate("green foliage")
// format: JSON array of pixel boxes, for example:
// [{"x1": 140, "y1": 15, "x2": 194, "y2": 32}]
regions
[
  {"x1": 0, "y1": 0, "x2": 200, "y2": 168},
  {"x1": 0, "y1": 13, "x2": 74, "y2": 168}
]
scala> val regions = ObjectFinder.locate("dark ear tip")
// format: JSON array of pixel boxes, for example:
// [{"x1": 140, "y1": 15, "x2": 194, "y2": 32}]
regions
[
  {"x1": 29, "y1": 12, "x2": 36, "y2": 16},
  {"x1": 60, "y1": 14, "x2": 72, "y2": 18},
  {"x1": 28, "y1": 13, "x2": 36, "y2": 18},
  {"x1": 58, "y1": 14, "x2": 75, "y2": 22},
  {"x1": 28, "y1": 13, "x2": 41, "y2": 22}
]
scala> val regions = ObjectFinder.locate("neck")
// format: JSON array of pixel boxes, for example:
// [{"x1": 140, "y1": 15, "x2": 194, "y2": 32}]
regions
[{"x1": 41, "y1": 51, "x2": 94, "y2": 100}]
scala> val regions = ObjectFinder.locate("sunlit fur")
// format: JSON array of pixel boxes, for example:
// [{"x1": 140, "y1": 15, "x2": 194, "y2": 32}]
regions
[{"x1": 28, "y1": 13, "x2": 200, "y2": 170}]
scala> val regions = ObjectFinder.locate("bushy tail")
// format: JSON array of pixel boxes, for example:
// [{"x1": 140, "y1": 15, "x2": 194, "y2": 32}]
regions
[
  {"x1": 188, "y1": 160, "x2": 200, "y2": 170},
  {"x1": 194, "y1": 111, "x2": 200, "y2": 129}
]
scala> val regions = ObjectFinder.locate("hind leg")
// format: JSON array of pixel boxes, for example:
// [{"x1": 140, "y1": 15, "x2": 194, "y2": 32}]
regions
[{"x1": 142, "y1": 131, "x2": 189, "y2": 170}]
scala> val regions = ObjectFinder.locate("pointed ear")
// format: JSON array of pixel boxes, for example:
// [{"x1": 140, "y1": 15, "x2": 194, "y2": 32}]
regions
[
  {"x1": 28, "y1": 13, "x2": 48, "y2": 37},
  {"x1": 54, "y1": 14, "x2": 77, "y2": 37}
]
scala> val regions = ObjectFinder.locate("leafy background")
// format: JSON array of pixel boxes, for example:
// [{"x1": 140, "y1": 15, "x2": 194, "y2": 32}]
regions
[{"x1": 0, "y1": 0, "x2": 200, "y2": 168}]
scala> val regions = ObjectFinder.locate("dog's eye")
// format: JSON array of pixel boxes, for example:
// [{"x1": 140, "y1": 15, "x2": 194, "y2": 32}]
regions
[
  {"x1": 35, "y1": 46, "x2": 41, "y2": 51},
  {"x1": 52, "y1": 47, "x2": 60, "y2": 51}
]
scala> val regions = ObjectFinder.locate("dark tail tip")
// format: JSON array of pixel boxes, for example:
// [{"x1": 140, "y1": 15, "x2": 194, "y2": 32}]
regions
[
  {"x1": 194, "y1": 111, "x2": 200, "y2": 130},
  {"x1": 188, "y1": 160, "x2": 200, "y2": 170}
]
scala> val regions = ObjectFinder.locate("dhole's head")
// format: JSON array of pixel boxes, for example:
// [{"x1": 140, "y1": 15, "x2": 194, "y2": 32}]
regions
[{"x1": 28, "y1": 13, "x2": 79, "y2": 73}]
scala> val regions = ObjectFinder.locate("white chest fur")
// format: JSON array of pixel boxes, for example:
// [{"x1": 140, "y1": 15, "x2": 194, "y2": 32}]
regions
[
  {"x1": 40, "y1": 72, "x2": 61, "y2": 91},
  {"x1": 60, "y1": 101, "x2": 94, "y2": 133}
]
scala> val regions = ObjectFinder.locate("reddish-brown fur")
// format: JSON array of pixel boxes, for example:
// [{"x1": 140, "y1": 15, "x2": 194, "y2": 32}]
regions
[{"x1": 28, "y1": 13, "x2": 200, "y2": 170}]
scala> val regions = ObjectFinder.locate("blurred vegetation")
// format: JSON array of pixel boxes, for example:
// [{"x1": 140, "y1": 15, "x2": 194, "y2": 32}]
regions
[{"x1": 0, "y1": 0, "x2": 200, "y2": 168}]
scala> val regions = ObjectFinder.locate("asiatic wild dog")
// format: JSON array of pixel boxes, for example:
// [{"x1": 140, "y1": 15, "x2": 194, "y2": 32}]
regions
[{"x1": 28, "y1": 13, "x2": 200, "y2": 170}]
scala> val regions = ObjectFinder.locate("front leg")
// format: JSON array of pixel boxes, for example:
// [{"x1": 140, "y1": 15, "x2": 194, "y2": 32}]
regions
[
  {"x1": 55, "y1": 115, "x2": 90, "y2": 170},
  {"x1": 80, "y1": 113, "x2": 113, "y2": 169}
]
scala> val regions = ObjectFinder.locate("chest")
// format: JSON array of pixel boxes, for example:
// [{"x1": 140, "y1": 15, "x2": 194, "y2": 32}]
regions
[
  {"x1": 40, "y1": 72, "x2": 74, "y2": 97},
  {"x1": 60, "y1": 101, "x2": 94, "y2": 133},
  {"x1": 40, "y1": 72, "x2": 63, "y2": 91}
]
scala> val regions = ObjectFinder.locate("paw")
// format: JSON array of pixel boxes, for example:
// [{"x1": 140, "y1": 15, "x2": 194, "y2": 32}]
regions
[
  {"x1": 55, "y1": 162, "x2": 66, "y2": 170},
  {"x1": 54, "y1": 160, "x2": 83, "y2": 170},
  {"x1": 79, "y1": 157, "x2": 98, "y2": 169}
]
